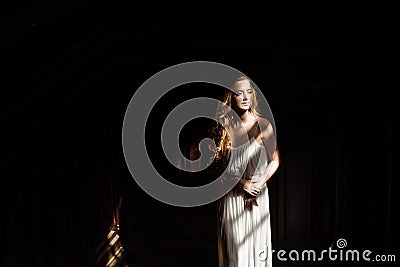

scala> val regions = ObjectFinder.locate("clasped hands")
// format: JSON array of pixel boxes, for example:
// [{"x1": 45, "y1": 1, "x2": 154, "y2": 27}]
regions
[
  {"x1": 238, "y1": 177, "x2": 262, "y2": 197},
  {"x1": 237, "y1": 175, "x2": 262, "y2": 211}
]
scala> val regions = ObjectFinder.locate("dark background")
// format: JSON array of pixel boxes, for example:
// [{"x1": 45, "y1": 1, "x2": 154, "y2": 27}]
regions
[{"x1": 1, "y1": 1, "x2": 398, "y2": 266}]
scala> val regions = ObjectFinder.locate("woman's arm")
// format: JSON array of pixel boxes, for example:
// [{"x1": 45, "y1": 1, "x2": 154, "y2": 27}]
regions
[
  {"x1": 221, "y1": 175, "x2": 261, "y2": 196},
  {"x1": 252, "y1": 118, "x2": 281, "y2": 189},
  {"x1": 253, "y1": 147, "x2": 280, "y2": 189}
]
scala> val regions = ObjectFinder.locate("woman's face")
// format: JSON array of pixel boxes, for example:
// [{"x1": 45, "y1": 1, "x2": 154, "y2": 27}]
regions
[{"x1": 232, "y1": 79, "x2": 252, "y2": 111}]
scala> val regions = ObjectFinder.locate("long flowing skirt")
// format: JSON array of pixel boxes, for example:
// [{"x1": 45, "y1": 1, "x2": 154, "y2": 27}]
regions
[{"x1": 217, "y1": 184, "x2": 272, "y2": 267}]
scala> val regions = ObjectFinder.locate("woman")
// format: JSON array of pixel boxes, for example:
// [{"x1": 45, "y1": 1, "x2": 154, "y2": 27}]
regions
[{"x1": 213, "y1": 76, "x2": 280, "y2": 267}]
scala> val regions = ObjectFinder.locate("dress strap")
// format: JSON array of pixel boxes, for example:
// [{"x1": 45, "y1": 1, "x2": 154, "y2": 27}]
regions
[
  {"x1": 252, "y1": 116, "x2": 265, "y2": 148},
  {"x1": 250, "y1": 115, "x2": 259, "y2": 139}
]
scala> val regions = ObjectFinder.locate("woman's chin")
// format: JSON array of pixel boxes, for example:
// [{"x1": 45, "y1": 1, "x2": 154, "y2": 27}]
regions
[{"x1": 233, "y1": 106, "x2": 250, "y2": 113}]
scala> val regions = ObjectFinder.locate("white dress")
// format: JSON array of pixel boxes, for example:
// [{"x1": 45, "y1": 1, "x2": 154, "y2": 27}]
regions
[{"x1": 218, "y1": 136, "x2": 272, "y2": 267}]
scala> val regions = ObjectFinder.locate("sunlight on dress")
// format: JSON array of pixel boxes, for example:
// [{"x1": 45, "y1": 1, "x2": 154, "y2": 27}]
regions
[{"x1": 218, "y1": 137, "x2": 272, "y2": 267}]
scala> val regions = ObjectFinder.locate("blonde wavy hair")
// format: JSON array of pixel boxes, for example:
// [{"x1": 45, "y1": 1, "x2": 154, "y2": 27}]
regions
[{"x1": 210, "y1": 76, "x2": 261, "y2": 164}]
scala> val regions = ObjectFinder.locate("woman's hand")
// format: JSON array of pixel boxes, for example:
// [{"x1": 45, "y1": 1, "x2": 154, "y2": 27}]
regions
[
  {"x1": 244, "y1": 196, "x2": 258, "y2": 211},
  {"x1": 239, "y1": 178, "x2": 261, "y2": 197}
]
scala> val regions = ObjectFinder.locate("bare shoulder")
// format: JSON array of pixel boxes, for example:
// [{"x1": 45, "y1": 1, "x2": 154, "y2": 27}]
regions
[
  {"x1": 256, "y1": 116, "x2": 275, "y2": 142},
  {"x1": 257, "y1": 116, "x2": 269, "y2": 125},
  {"x1": 256, "y1": 116, "x2": 273, "y2": 130},
  {"x1": 256, "y1": 116, "x2": 277, "y2": 152}
]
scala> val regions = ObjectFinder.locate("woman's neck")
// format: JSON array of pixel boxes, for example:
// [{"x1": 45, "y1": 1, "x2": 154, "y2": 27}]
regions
[{"x1": 236, "y1": 109, "x2": 254, "y2": 123}]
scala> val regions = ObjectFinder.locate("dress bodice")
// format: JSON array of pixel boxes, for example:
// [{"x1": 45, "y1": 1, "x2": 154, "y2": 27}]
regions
[{"x1": 226, "y1": 137, "x2": 269, "y2": 178}]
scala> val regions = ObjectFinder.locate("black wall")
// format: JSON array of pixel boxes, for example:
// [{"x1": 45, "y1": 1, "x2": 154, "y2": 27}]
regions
[{"x1": 1, "y1": 1, "x2": 397, "y2": 266}]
